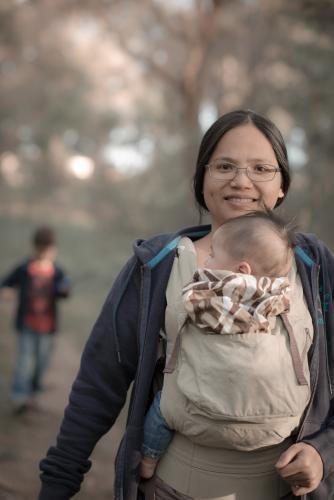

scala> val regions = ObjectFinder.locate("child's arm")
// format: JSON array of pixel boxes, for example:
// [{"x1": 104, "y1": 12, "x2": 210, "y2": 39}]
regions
[
  {"x1": 0, "y1": 264, "x2": 23, "y2": 290},
  {"x1": 0, "y1": 265, "x2": 23, "y2": 303},
  {"x1": 55, "y1": 270, "x2": 71, "y2": 299}
]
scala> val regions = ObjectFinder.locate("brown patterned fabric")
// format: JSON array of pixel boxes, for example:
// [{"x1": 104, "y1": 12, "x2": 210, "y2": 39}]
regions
[{"x1": 182, "y1": 269, "x2": 290, "y2": 335}]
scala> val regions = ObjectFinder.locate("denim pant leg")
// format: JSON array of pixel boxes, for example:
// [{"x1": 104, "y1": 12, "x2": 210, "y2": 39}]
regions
[
  {"x1": 11, "y1": 329, "x2": 36, "y2": 401},
  {"x1": 142, "y1": 391, "x2": 174, "y2": 460},
  {"x1": 32, "y1": 333, "x2": 55, "y2": 393}
]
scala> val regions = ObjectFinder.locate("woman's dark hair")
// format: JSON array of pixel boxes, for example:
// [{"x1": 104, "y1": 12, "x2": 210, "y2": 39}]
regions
[{"x1": 193, "y1": 109, "x2": 291, "y2": 211}]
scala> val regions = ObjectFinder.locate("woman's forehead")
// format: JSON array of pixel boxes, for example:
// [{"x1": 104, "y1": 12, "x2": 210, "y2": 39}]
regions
[{"x1": 212, "y1": 124, "x2": 276, "y2": 163}]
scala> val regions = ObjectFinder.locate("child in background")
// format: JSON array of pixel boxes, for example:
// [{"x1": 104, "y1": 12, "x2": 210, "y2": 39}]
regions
[
  {"x1": 141, "y1": 211, "x2": 295, "y2": 478},
  {"x1": 0, "y1": 226, "x2": 70, "y2": 413}
]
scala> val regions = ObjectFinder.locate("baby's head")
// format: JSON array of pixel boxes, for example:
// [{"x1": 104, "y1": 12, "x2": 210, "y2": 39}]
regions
[{"x1": 205, "y1": 211, "x2": 294, "y2": 278}]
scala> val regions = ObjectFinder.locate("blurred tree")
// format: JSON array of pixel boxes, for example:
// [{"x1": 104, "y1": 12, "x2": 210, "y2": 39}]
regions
[{"x1": 0, "y1": 0, "x2": 333, "y2": 243}]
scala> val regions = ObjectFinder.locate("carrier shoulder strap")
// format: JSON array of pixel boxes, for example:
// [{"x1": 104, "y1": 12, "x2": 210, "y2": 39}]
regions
[{"x1": 280, "y1": 312, "x2": 308, "y2": 386}]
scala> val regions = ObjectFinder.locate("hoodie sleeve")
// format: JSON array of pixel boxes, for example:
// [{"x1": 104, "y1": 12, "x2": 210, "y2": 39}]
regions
[{"x1": 38, "y1": 255, "x2": 141, "y2": 499}]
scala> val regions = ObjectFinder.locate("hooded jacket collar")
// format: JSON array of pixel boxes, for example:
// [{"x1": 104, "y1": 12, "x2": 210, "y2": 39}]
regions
[{"x1": 132, "y1": 224, "x2": 211, "y2": 267}]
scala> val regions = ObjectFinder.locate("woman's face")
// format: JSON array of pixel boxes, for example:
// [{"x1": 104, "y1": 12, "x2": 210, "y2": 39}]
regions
[{"x1": 203, "y1": 123, "x2": 284, "y2": 231}]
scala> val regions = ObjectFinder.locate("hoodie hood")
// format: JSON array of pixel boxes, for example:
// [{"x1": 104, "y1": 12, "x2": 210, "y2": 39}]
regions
[
  {"x1": 132, "y1": 224, "x2": 211, "y2": 267},
  {"x1": 294, "y1": 232, "x2": 325, "y2": 267}
]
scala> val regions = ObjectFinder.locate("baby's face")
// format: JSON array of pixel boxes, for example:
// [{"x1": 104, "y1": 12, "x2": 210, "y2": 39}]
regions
[
  {"x1": 204, "y1": 234, "x2": 237, "y2": 271},
  {"x1": 35, "y1": 245, "x2": 57, "y2": 262}
]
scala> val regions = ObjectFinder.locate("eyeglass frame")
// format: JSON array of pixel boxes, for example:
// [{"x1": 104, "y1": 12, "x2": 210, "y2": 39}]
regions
[{"x1": 205, "y1": 160, "x2": 282, "y2": 183}]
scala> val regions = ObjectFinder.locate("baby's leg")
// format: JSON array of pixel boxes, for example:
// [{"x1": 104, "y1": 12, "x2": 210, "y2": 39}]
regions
[{"x1": 141, "y1": 391, "x2": 174, "y2": 478}]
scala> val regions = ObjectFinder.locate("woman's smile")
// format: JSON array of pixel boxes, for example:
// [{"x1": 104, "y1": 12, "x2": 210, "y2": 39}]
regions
[
  {"x1": 224, "y1": 195, "x2": 258, "y2": 205},
  {"x1": 220, "y1": 193, "x2": 260, "y2": 216}
]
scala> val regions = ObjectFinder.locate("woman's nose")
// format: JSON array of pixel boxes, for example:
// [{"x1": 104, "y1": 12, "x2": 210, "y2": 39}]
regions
[{"x1": 229, "y1": 168, "x2": 253, "y2": 187}]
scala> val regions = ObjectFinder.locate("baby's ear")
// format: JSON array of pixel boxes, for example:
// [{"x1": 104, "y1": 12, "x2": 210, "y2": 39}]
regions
[{"x1": 238, "y1": 261, "x2": 252, "y2": 275}]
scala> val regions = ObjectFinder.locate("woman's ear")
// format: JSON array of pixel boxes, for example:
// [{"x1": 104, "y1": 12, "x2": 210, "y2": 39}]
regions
[
  {"x1": 278, "y1": 187, "x2": 284, "y2": 199},
  {"x1": 238, "y1": 261, "x2": 252, "y2": 275}
]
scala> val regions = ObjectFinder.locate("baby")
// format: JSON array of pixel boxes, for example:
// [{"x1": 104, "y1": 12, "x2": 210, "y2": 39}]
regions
[{"x1": 141, "y1": 211, "x2": 294, "y2": 478}]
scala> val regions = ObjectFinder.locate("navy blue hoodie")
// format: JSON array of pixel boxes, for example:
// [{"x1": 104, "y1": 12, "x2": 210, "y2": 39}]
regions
[{"x1": 38, "y1": 225, "x2": 334, "y2": 500}]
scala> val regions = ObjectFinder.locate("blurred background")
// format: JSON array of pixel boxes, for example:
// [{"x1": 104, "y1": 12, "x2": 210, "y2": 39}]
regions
[{"x1": 0, "y1": 0, "x2": 333, "y2": 498}]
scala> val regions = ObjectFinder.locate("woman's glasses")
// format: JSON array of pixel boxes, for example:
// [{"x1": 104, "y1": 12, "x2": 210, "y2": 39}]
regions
[{"x1": 206, "y1": 160, "x2": 281, "y2": 182}]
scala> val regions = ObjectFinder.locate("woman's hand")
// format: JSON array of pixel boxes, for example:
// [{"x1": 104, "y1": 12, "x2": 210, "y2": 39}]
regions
[{"x1": 275, "y1": 442, "x2": 323, "y2": 496}]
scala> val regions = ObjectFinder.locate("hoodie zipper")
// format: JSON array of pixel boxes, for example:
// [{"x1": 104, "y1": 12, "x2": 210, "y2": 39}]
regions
[
  {"x1": 127, "y1": 264, "x2": 151, "y2": 428},
  {"x1": 317, "y1": 262, "x2": 333, "y2": 396},
  {"x1": 115, "y1": 264, "x2": 151, "y2": 500},
  {"x1": 295, "y1": 264, "x2": 321, "y2": 500},
  {"x1": 110, "y1": 258, "x2": 138, "y2": 364},
  {"x1": 297, "y1": 264, "x2": 321, "y2": 441},
  {"x1": 315, "y1": 264, "x2": 332, "y2": 395}
]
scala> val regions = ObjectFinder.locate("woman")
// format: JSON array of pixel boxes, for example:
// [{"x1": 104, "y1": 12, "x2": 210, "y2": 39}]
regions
[{"x1": 38, "y1": 110, "x2": 334, "y2": 500}]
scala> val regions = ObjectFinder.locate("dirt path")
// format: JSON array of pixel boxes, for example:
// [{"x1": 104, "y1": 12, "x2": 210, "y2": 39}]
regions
[{"x1": 0, "y1": 306, "x2": 126, "y2": 500}]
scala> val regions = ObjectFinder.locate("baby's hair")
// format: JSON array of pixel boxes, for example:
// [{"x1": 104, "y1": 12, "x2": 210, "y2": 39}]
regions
[{"x1": 216, "y1": 211, "x2": 295, "y2": 277}]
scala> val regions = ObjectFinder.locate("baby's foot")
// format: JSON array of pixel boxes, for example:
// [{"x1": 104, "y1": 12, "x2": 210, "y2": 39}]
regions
[{"x1": 140, "y1": 456, "x2": 158, "y2": 479}]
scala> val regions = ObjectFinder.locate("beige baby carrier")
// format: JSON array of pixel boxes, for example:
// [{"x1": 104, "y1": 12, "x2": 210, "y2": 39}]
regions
[{"x1": 160, "y1": 240, "x2": 312, "y2": 451}]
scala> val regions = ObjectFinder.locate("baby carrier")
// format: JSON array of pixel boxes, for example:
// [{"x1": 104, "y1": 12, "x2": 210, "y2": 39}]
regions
[{"x1": 160, "y1": 240, "x2": 312, "y2": 451}]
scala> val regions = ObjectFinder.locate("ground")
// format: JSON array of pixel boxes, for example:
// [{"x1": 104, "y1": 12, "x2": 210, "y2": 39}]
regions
[{"x1": 0, "y1": 302, "x2": 127, "y2": 500}]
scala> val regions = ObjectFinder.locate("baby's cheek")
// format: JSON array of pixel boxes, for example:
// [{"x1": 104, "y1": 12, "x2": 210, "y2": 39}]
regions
[{"x1": 205, "y1": 257, "x2": 216, "y2": 268}]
